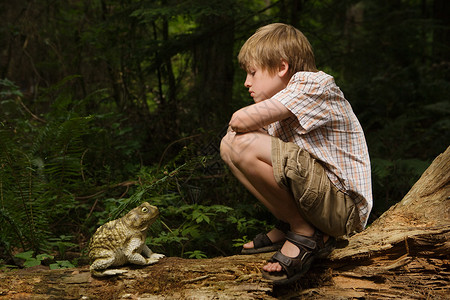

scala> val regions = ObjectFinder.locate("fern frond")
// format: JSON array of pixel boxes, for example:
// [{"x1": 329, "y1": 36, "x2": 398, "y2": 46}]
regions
[{"x1": 0, "y1": 208, "x2": 26, "y2": 250}]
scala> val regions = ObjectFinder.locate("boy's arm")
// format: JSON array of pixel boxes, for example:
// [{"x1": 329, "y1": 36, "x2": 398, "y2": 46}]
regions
[{"x1": 229, "y1": 99, "x2": 292, "y2": 133}]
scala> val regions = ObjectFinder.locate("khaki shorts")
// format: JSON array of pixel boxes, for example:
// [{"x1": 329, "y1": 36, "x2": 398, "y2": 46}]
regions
[{"x1": 271, "y1": 137, "x2": 359, "y2": 237}]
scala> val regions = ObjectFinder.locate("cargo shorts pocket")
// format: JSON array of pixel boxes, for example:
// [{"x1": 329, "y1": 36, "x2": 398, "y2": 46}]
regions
[
  {"x1": 287, "y1": 150, "x2": 328, "y2": 214},
  {"x1": 271, "y1": 137, "x2": 326, "y2": 210}
]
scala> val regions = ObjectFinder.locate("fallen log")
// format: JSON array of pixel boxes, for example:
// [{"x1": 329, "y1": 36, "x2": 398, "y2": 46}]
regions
[{"x1": 1, "y1": 146, "x2": 449, "y2": 299}]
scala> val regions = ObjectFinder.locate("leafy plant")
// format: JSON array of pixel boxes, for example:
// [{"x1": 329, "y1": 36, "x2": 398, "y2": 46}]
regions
[
  {"x1": 12, "y1": 251, "x2": 74, "y2": 269},
  {"x1": 231, "y1": 237, "x2": 249, "y2": 248},
  {"x1": 184, "y1": 250, "x2": 207, "y2": 259},
  {"x1": 14, "y1": 251, "x2": 53, "y2": 268},
  {"x1": 0, "y1": 78, "x2": 130, "y2": 262},
  {"x1": 48, "y1": 235, "x2": 78, "y2": 259},
  {"x1": 49, "y1": 260, "x2": 75, "y2": 270}
]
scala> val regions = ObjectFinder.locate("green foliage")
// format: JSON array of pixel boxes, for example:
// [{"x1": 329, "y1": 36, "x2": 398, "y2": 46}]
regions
[
  {"x1": 49, "y1": 260, "x2": 75, "y2": 270},
  {"x1": 14, "y1": 251, "x2": 53, "y2": 268},
  {"x1": 13, "y1": 251, "x2": 74, "y2": 269},
  {"x1": 184, "y1": 250, "x2": 207, "y2": 259},
  {"x1": 87, "y1": 151, "x2": 257, "y2": 258},
  {"x1": 0, "y1": 76, "x2": 150, "y2": 264},
  {"x1": 0, "y1": 110, "x2": 93, "y2": 253},
  {"x1": 48, "y1": 235, "x2": 78, "y2": 259},
  {"x1": 371, "y1": 157, "x2": 431, "y2": 214},
  {"x1": 231, "y1": 237, "x2": 250, "y2": 248},
  {"x1": 149, "y1": 203, "x2": 235, "y2": 257},
  {"x1": 0, "y1": 79, "x2": 23, "y2": 99}
]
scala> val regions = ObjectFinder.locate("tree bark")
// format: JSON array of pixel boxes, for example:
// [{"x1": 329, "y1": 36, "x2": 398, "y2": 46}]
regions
[
  {"x1": 193, "y1": 9, "x2": 235, "y2": 127},
  {"x1": 1, "y1": 146, "x2": 449, "y2": 299}
]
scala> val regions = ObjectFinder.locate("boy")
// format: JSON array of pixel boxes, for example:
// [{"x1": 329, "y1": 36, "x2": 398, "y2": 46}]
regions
[{"x1": 220, "y1": 23, "x2": 372, "y2": 285}]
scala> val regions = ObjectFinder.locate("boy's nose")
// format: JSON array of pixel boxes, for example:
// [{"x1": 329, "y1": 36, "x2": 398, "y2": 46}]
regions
[{"x1": 244, "y1": 74, "x2": 252, "y2": 87}]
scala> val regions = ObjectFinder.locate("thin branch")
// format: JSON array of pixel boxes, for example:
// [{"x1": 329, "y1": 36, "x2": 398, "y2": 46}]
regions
[
  {"x1": 75, "y1": 181, "x2": 138, "y2": 200},
  {"x1": 17, "y1": 97, "x2": 46, "y2": 123},
  {"x1": 157, "y1": 134, "x2": 202, "y2": 171}
]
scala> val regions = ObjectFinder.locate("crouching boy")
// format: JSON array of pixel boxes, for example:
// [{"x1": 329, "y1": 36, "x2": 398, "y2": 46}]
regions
[{"x1": 220, "y1": 23, "x2": 372, "y2": 285}]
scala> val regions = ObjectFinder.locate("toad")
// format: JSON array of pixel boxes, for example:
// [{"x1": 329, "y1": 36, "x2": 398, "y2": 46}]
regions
[{"x1": 88, "y1": 202, "x2": 165, "y2": 277}]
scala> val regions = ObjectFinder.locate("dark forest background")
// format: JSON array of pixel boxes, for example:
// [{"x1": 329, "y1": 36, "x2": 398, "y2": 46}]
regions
[{"x1": 1, "y1": 0, "x2": 449, "y2": 268}]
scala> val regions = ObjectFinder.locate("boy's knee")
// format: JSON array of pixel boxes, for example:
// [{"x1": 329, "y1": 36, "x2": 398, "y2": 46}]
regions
[
  {"x1": 220, "y1": 131, "x2": 256, "y2": 167},
  {"x1": 220, "y1": 131, "x2": 236, "y2": 164},
  {"x1": 220, "y1": 135, "x2": 230, "y2": 163}
]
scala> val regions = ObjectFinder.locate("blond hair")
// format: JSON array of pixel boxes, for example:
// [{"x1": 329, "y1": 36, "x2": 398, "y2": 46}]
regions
[{"x1": 238, "y1": 23, "x2": 317, "y2": 75}]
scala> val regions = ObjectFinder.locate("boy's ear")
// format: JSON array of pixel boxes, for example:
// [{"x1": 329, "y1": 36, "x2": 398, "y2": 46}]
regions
[{"x1": 278, "y1": 60, "x2": 289, "y2": 77}]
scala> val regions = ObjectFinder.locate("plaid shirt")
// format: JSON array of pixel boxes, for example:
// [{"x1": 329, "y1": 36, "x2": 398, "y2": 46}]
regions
[{"x1": 268, "y1": 71, "x2": 372, "y2": 229}]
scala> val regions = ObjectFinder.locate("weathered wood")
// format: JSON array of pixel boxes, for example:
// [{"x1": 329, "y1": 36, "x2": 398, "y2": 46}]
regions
[
  {"x1": 297, "y1": 145, "x2": 450, "y2": 300},
  {"x1": 331, "y1": 144, "x2": 450, "y2": 261},
  {"x1": 1, "y1": 146, "x2": 449, "y2": 299},
  {"x1": 0, "y1": 254, "x2": 275, "y2": 299}
]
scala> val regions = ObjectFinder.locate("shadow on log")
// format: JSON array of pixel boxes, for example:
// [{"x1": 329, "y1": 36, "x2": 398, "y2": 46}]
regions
[{"x1": 1, "y1": 146, "x2": 449, "y2": 299}]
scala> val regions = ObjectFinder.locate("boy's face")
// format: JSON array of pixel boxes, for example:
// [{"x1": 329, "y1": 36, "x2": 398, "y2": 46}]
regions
[{"x1": 244, "y1": 64, "x2": 287, "y2": 103}]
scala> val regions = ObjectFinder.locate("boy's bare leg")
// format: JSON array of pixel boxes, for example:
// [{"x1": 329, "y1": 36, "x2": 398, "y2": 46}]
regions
[{"x1": 221, "y1": 130, "x2": 323, "y2": 272}]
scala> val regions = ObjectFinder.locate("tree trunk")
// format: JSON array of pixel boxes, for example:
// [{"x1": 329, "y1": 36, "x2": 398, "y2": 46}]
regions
[
  {"x1": 193, "y1": 10, "x2": 235, "y2": 127},
  {"x1": 1, "y1": 146, "x2": 449, "y2": 299}
]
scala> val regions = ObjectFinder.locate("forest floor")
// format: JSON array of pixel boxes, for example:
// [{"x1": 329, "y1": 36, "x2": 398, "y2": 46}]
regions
[
  {"x1": 1, "y1": 242, "x2": 449, "y2": 300},
  {"x1": 1, "y1": 146, "x2": 449, "y2": 299}
]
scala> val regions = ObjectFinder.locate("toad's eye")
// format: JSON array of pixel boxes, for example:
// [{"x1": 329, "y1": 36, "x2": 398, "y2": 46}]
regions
[{"x1": 141, "y1": 207, "x2": 149, "y2": 213}]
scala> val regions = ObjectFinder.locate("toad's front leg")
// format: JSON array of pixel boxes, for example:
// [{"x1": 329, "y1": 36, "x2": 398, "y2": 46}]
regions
[
  {"x1": 142, "y1": 244, "x2": 165, "y2": 264},
  {"x1": 123, "y1": 237, "x2": 149, "y2": 265},
  {"x1": 124, "y1": 238, "x2": 164, "y2": 265}
]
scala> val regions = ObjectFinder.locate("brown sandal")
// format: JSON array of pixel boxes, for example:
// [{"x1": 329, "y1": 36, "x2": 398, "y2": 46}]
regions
[
  {"x1": 261, "y1": 230, "x2": 323, "y2": 285},
  {"x1": 241, "y1": 220, "x2": 290, "y2": 254}
]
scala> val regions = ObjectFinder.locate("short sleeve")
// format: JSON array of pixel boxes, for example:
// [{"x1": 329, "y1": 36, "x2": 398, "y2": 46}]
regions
[{"x1": 271, "y1": 72, "x2": 331, "y2": 133}]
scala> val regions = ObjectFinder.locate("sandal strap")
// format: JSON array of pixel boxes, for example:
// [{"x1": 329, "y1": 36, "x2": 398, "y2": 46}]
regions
[
  {"x1": 269, "y1": 247, "x2": 314, "y2": 277},
  {"x1": 313, "y1": 230, "x2": 325, "y2": 248},
  {"x1": 312, "y1": 229, "x2": 336, "y2": 258},
  {"x1": 271, "y1": 250, "x2": 312, "y2": 267},
  {"x1": 271, "y1": 250, "x2": 294, "y2": 267},
  {"x1": 285, "y1": 231, "x2": 317, "y2": 251},
  {"x1": 252, "y1": 232, "x2": 272, "y2": 249}
]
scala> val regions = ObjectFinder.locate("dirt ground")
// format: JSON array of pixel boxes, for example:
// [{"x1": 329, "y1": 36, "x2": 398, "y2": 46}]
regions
[{"x1": 1, "y1": 147, "x2": 449, "y2": 299}]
